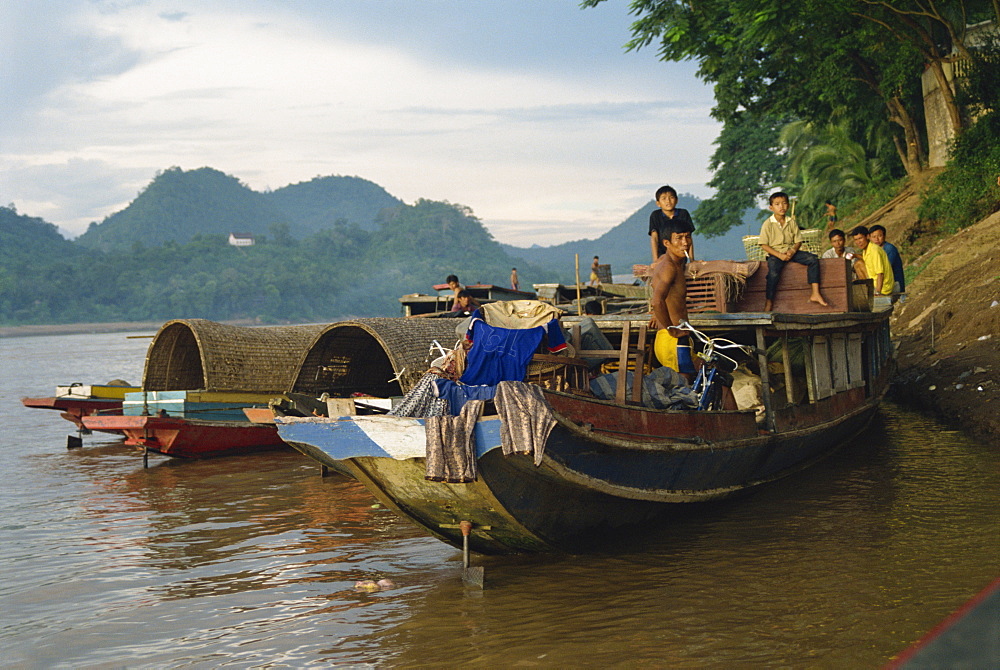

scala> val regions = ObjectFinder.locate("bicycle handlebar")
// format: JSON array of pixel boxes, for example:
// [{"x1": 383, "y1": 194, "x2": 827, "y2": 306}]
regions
[{"x1": 673, "y1": 321, "x2": 761, "y2": 358}]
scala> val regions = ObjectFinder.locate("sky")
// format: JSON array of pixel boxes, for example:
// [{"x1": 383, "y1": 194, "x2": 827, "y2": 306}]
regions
[{"x1": 0, "y1": 0, "x2": 720, "y2": 246}]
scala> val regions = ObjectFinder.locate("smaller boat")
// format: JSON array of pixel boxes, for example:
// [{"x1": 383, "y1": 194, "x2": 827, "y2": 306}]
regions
[
  {"x1": 82, "y1": 412, "x2": 284, "y2": 459},
  {"x1": 400, "y1": 283, "x2": 537, "y2": 316},
  {"x1": 81, "y1": 390, "x2": 287, "y2": 458},
  {"x1": 21, "y1": 381, "x2": 139, "y2": 430}
]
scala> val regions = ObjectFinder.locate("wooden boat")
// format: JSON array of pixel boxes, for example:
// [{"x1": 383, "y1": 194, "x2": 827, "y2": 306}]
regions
[
  {"x1": 81, "y1": 413, "x2": 284, "y2": 458},
  {"x1": 400, "y1": 283, "x2": 537, "y2": 316},
  {"x1": 275, "y1": 260, "x2": 894, "y2": 554},
  {"x1": 21, "y1": 382, "x2": 140, "y2": 430},
  {"x1": 79, "y1": 389, "x2": 291, "y2": 457}
]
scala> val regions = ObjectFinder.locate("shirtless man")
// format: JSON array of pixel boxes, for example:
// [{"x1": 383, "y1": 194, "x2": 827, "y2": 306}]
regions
[
  {"x1": 649, "y1": 220, "x2": 696, "y2": 379},
  {"x1": 650, "y1": 222, "x2": 692, "y2": 336}
]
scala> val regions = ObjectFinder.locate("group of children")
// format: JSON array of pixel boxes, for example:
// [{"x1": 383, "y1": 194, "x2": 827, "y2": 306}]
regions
[
  {"x1": 647, "y1": 186, "x2": 905, "y2": 379},
  {"x1": 444, "y1": 186, "x2": 904, "y2": 381}
]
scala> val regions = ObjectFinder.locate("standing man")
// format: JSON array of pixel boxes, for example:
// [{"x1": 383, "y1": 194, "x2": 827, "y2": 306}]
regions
[
  {"x1": 650, "y1": 219, "x2": 695, "y2": 377},
  {"x1": 589, "y1": 256, "x2": 601, "y2": 287},
  {"x1": 510, "y1": 268, "x2": 519, "y2": 291},
  {"x1": 851, "y1": 226, "x2": 894, "y2": 297},
  {"x1": 649, "y1": 185, "x2": 695, "y2": 262}
]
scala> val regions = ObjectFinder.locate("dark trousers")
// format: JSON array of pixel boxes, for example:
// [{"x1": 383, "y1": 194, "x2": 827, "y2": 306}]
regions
[{"x1": 766, "y1": 251, "x2": 820, "y2": 300}]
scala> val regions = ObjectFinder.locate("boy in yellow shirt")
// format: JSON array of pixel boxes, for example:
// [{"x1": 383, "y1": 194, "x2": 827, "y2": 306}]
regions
[{"x1": 851, "y1": 226, "x2": 894, "y2": 296}]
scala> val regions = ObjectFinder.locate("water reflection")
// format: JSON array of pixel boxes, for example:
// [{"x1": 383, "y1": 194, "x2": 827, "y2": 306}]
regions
[
  {"x1": 3, "y1": 332, "x2": 998, "y2": 668},
  {"x1": 363, "y1": 407, "x2": 1000, "y2": 668}
]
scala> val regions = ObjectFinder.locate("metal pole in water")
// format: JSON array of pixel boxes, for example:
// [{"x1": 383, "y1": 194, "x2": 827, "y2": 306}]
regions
[{"x1": 459, "y1": 520, "x2": 484, "y2": 588}]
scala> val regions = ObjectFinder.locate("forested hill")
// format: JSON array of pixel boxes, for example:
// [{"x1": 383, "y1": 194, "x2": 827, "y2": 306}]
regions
[
  {"x1": 1, "y1": 200, "x2": 557, "y2": 326},
  {"x1": 266, "y1": 175, "x2": 403, "y2": 236},
  {"x1": 76, "y1": 167, "x2": 403, "y2": 252},
  {"x1": 502, "y1": 194, "x2": 753, "y2": 276}
]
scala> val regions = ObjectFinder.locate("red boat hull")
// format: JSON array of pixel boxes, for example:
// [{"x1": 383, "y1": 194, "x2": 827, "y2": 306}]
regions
[
  {"x1": 80, "y1": 414, "x2": 286, "y2": 458},
  {"x1": 22, "y1": 396, "x2": 123, "y2": 429}
]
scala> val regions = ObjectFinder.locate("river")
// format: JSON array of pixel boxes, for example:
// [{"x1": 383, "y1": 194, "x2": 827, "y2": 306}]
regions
[{"x1": 1, "y1": 331, "x2": 997, "y2": 667}]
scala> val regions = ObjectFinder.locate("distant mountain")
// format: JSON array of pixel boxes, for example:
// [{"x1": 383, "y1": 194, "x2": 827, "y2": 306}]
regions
[
  {"x1": 500, "y1": 195, "x2": 755, "y2": 282},
  {"x1": 1, "y1": 205, "x2": 81, "y2": 261},
  {"x1": 75, "y1": 168, "x2": 404, "y2": 252},
  {"x1": 265, "y1": 175, "x2": 403, "y2": 234},
  {"x1": 1, "y1": 205, "x2": 88, "y2": 323},
  {"x1": 77, "y1": 167, "x2": 286, "y2": 252}
]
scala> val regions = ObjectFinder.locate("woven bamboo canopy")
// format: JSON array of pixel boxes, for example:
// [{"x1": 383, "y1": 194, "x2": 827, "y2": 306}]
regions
[
  {"x1": 290, "y1": 317, "x2": 465, "y2": 397},
  {"x1": 142, "y1": 319, "x2": 328, "y2": 392}
]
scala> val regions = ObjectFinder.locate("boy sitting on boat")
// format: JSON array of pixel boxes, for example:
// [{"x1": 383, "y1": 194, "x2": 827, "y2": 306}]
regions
[{"x1": 758, "y1": 191, "x2": 827, "y2": 312}]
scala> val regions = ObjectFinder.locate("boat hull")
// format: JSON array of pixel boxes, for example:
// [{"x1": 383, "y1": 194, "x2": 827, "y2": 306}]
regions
[
  {"x1": 22, "y1": 396, "x2": 123, "y2": 430},
  {"x1": 81, "y1": 414, "x2": 286, "y2": 458},
  {"x1": 276, "y1": 388, "x2": 879, "y2": 554}
]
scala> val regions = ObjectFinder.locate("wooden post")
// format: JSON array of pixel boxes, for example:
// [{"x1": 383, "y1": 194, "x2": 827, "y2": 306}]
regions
[
  {"x1": 616, "y1": 321, "x2": 631, "y2": 405},
  {"x1": 781, "y1": 335, "x2": 795, "y2": 405},
  {"x1": 631, "y1": 323, "x2": 648, "y2": 403},
  {"x1": 756, "y1": 327, "x2": 776, "y2": 433},
  {"x1": 575, "y1": 254, "x2": 582, "y2": 316}
]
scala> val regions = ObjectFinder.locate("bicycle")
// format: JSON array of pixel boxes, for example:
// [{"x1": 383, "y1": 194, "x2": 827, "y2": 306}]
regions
[{"x1": 673, "y1": 321, "x2": 759, "y2": 411}]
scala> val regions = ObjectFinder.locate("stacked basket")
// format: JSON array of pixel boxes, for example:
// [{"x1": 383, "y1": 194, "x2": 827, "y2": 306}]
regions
[{"x1": 742, "y1": 228, "x2": 825, "y2": 260}]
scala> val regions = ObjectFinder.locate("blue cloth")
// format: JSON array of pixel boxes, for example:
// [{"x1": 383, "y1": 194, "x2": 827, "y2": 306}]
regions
[
  {"x1": 675, "y1": 336, "x2": 695, "y2": 375},
  {"x1": 433, "y1": 379, "x2": 497, "y2": 415},
  {"x1": 466, "y1": 309, "x2": 568, "y2": 353},
  {"x1": 882, "y1": 241, "x2": 905, "y2": 291},
  {"x1": 460, "y1": 319, "x2": 545, "y2": 386}
]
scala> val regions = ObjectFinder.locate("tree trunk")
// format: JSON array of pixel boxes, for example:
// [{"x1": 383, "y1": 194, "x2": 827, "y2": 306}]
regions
[
  {"x1": 886, "y1": 96, "x2": 924, "y2": 176},
  {"x1": 928, "y1": 58, "x2": 964, "y2": 134}
]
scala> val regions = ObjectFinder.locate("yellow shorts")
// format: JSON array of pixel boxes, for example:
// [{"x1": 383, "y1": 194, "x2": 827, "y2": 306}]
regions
[{"x1": 654, "y1": 329, "x2": 695, "y2": 374}]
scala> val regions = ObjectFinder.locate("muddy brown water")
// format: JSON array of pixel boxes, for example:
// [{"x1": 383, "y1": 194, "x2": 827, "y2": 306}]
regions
[{"x1": 2, "y1": 332, "x2": 997, "y2": 667}]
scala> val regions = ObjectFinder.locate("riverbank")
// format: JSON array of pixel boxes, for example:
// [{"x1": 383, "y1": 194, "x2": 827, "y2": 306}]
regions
[
  {"x1": 0, "y1": 318, "x2": 265, "y2": 338},
  {"x1": 839, "y1": 171, "x2": 999, "y2": 446},
  {"x1": 888, "y1": 210, "x2": 1000, "y2": 446}
]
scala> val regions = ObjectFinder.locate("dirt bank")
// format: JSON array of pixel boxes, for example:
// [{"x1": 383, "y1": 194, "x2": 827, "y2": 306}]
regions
[{"x1": 868, "y1": 194, "x2": 1000, "y2": 447}]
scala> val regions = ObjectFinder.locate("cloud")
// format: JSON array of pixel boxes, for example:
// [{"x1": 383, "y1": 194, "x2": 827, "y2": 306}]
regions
[{"x1": 0, "y1": 0, "x2": 720, "y2": 242}]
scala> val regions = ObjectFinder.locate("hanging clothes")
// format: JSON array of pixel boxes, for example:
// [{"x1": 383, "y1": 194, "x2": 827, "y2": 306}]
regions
[
  {"x1": 494, "y1": 381, "x2": 557, "y2": 466},
  {"x1": 424, "y1": 399, "x2": 484, "y2": 483}
]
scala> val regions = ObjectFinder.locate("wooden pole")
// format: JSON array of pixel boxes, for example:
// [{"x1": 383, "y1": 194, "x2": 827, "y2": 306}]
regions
[
  {"x1": 575, "y1": 254, "x2": 582, "y2": 315},
  {"x1": 781, "y1": 334, "x2": 795, "y2": 405},
  {"x1": 756, "y1": 327, "x2": 776, "y2": 433}
]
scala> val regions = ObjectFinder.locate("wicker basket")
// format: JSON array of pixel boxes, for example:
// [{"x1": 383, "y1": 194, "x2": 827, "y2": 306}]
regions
[{"x1": 743, "y1": 228, "x2": 824, "y2": 260}]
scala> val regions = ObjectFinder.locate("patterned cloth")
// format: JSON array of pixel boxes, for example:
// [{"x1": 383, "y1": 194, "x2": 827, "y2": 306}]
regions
[
  {"x1": 424, "y1": 399, "x2": 484, "y2": 482},
  {"x1": 389, "y1": 372, "x2": 449, "y2": 418},
  {"x1": 494, "y1": 381, "x2": 557, "y2": 466}
]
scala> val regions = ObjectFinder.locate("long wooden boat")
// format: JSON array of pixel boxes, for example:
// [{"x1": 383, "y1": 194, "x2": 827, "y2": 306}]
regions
[
  {"x1": 400, "y1": 283, "x2": 537, "y2": 316},
  {"x1": 21, "y1": 383, "x2": 140, "y2": 430},
  {"x1": 81, "y1": 413, "x2": 285, "y2": 458},
  {"x1": 274, "y1": 267, "x2": 894, "y2": 554}
]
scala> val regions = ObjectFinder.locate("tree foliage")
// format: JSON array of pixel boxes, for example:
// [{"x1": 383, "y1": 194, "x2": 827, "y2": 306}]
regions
[
  {"x1": 585, "y1": 0, "x2": 997, "y2": 233},
  {"x1": 1, "y1": 201, "x2": 558, "y2": 326}
]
